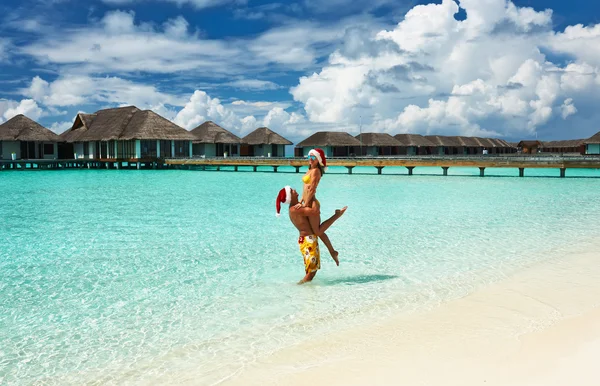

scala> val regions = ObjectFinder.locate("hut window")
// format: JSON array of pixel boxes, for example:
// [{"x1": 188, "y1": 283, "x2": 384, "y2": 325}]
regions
[
  {"x1": 117, "y1": 140, "x2": 135, "y2": 158},
  {"x1": 174, "y1": 141, "x2": 189, "y2": 157},
  {"x1": 160, "y1": 140, "x2": 172, "y2": 158},
  {"x1": 141, "y1": 140, "x2": 157, "y2": 157},
  {"x1": 43, "y1": 144, "x2": 54, "y2": 155},
  {"x1": 84, "y1": 143, "x2": 90, "y2": 157}
]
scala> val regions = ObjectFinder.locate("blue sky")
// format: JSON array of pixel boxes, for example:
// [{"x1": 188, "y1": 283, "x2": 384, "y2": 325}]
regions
[{"x1": 1, "y1": 0, "x2": 600, "y2": 142}]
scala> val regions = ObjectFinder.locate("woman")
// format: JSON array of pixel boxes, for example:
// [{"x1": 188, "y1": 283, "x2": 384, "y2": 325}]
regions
[{"x1": 296, "y1": 148, "x2": 341, "y2": 266}]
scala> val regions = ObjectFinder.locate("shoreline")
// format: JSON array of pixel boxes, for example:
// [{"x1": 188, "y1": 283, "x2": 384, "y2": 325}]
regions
[{"x1": 225, "y1": 247, "x2": 600, "y2": 385}]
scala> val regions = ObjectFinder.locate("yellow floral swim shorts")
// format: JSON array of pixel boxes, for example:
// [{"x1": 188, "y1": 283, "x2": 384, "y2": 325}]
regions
[{"x1": 298, "y1": 235, "x2": 320, "y2": 273}]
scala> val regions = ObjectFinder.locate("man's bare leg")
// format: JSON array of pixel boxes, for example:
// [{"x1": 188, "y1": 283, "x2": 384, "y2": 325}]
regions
[{"x1": 298, "y1": 271, "x2": 316, "y2": 284}]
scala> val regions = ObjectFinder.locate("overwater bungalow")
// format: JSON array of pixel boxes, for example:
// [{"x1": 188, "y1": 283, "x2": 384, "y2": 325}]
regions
[
  {"x1": 295, "y1": 131, "x2": 362, "y2": 157},
  {"x1": 393, "y1": 134, "x2": 435, "y2": 155},
  {"x1": 518, "y1": 140, "x2": 543, "y2": 154},
  {"x1": 190, "y1": 121, "x2": 241, "y2": 157},
  {"x1": 240, "y1": 127, "x2": 292, "y2": 157},
  {"x1": 540, "y1": 139, "x2": 585, "y2": 154},
  {"x1": 354, "y1": 133, "x2": 402, "y2": 156},
  {"x1": 0, "y1": 114, "x2": 62, "y2": 160},
  {"x1": 584, "y1": 131, "x2": 600, "y2": 154},
  {"x1": 424, "y1": 135, "x2": 462, "y2": 155},
  {"x1": 454, "y1": 136, "x2": 485, "y2": 155},
  {"x1": 61, "y1": 106, "x2": 195, "y2": 160}
]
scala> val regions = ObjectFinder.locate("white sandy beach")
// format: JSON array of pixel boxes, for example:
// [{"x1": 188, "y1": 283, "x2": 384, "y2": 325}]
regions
[{"x1": 223, "y1": 246, "x2": 600, "y2": 386}]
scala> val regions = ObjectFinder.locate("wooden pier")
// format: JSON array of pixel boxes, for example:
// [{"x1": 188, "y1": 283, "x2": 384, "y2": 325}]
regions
[
  {"x1": 165, "y1": 155, "x2": 600, "y2": 177},
  {"x1": 2, "y1": 156, "x2": 600, "y2": 177},
  {"x1": 0, "y1": 159, "x2": 164, "y2": 171}
]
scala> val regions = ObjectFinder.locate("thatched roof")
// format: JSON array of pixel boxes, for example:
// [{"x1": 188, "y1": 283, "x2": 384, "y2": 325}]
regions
[
  {"x1": 296, "y1": 131, "x2": 361, "y2": 147},
  {"x1": 455, "y1": 136, "x2": 483, "y2": 147},
  {"x1": 542, "y1": 139, "x2": 585, "y2": 148},
  {"x1": 191, "y1": 121, "x2": 241, "y2": 144},
  {"x1": 242, "y1": 127, "x2": 292, "y2": 145},
  {"x1": 0, "y1": 114, "x2": 62, "y2": 142},
  {"x1": 584, "y1": 131, "x2": 600, "y2": 144},
  {"x1": 475, "y1": 137, "x2": 499, "y2": 148},
  {"x1": 424, "y1": 135, "x2": 462, "y2": 147},
  {"x1": 393, "y1": 134, "x2": 435, "y2": 147},
  {"x1": 517, "y1": 140, "x2": 543, "y2": 147},
  {"x1": 355, "y1": 133, "x2": 402, "y2": 146},
  {"x1": 61, "y1": 106, "x2": 195, "y2": 142},
  {"x1": 61, "y1": 113, "x2": 96, "y2": 142}
]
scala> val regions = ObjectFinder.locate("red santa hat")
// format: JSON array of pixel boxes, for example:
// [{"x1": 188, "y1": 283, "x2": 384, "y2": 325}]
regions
[
  {"x1": 308, "y1": 148, "x2": 327, "y2": 171},
  {"x1": 276, "y1": 186, "x2": 292, "y2": 217}
]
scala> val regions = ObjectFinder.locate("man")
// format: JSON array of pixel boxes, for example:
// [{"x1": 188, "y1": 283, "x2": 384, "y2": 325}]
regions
[{"x1": 276, "y1": 186, "x2": 347, "y2": 284}]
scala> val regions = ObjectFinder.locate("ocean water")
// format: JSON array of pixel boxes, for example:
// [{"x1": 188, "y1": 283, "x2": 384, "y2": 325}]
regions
[{"x1": 1, "y1": 166, "x2": 600, "y2": 384}]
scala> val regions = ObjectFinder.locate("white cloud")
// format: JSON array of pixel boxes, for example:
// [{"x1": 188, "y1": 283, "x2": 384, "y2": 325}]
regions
[
  {"x1": 163, "y1": 16, "x2": 191, "y2": 38},
  {"x1": 547, "y1": 24, "x2": 600, "y2": 67},
  {"x1": 289, "y1": 0, "x2": 597, "y2": 137},
  {"x1": 101, "y1": 10, "x2": 136, "y2": 34},
  {"x1": 505, "y1": 2, "x2": 552, "y2": 32},
  {"x1": 222, "y1": 79, "x2": 281, "y2": 90},
  {"x1": 17, "y1": 10, "x2": 364, "y2": 76},
  {"x1": 561, "y1": 98, "x2": 577, "y2": 119},
  {"x1": 23, "y1": 75, "x2": 184, "y2": 108},
  {"x1": 101, "y1": 0, "x2": 236, "y2": 9},
  {"x1": 1, "y1": 99, "x2": 44, "y2": 122},
  {"x1": 50, "y1": 120, "x2": 73, "y2": 134},
  {"x1": 174, "y1": 90, "x2": 241, "y2": 131},
  {"x1": 241, "y1": 115, "x2": 258, "y2": 134}
]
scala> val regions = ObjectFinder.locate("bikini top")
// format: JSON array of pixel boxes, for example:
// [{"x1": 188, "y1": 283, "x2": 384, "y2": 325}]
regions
[{"x1": 302, "y1": 174, "x2": 311, "y2": 184}]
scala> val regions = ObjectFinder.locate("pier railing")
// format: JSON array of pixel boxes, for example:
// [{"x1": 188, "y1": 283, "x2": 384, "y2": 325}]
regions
[{"x1": 2, "y1": 155, "x2": 600, "y2": 177}]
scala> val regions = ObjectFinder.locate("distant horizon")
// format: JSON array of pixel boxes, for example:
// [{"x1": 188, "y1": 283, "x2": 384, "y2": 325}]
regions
[{"x1": 1, "y1": 0, "x2": 600, "y2": 142}]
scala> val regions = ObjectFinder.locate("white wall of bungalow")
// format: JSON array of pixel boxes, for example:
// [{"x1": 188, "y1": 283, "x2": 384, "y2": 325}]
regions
[{"x1": 1, "y1": 141, "x2": 58, "y2": 160}]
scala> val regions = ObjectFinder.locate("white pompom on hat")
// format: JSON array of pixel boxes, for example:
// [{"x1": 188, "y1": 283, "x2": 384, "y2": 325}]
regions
[
  {"x1": 275, "y1": 186, "x2": 292, "y2": 217},
  {"x1": 308, "y1": 148, "x2": 328, "y2": 172}
]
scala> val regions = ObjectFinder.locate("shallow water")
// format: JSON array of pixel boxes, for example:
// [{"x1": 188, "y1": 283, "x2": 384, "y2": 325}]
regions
[{"x1": 1, "y1": 167, "x2": 599, "y2": 384}]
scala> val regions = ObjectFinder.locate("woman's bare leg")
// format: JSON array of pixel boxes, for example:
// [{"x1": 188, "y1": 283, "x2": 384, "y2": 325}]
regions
[{"x1": 307, "y1": 205, "x2": 348, "y2": 266}]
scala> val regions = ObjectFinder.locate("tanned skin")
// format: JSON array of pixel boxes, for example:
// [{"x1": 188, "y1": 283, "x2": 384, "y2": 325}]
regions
[{"x1": 288, "y1": 187, "x2": 347, "y2": 284}]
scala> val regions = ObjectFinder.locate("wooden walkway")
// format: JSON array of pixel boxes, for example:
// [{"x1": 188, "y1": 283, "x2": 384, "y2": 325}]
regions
[
  {"x1": 166, "y1": 156, "x2": 600, "y2": 177},
  {"x1": 2, "y1": 156, "x2": 600, "y2": 177}
]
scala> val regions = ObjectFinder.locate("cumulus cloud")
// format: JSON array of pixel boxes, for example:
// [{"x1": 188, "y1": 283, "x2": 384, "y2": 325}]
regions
[
  {"x1": 173, "y1": 91, "x2": 309, "y2": 138},
  {"x1": 174, "y1": 90, "x2": 241, "y2": 131},
  {"x1": 290, "y1": 0, "x2": 598, "y2": 138},
  {"x1": 547, "y1": 24, "x2": 600, "y2": 67},
  {"x1": 561, "y1": 98, "x2": 577, "y2": 119},
  {"x1": 0, "y1": 99, "x2": 44, "y2": 122},
  {"x1": 50, "y1": 120, "x2": 73, "y2": 134}
]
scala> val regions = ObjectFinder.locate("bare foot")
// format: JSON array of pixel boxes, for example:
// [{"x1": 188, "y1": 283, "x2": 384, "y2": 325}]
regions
[
  {"x1": 335, "y1": 206, "x2": 348, "y2": 217},
  {"x1": 331, "y1": 250, "x2": 340, "y2": 266}
]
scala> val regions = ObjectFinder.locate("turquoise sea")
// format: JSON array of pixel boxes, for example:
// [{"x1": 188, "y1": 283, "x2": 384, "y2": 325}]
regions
[{"x1": 1, "y1": 166, "x2": 600, "y2": 384}]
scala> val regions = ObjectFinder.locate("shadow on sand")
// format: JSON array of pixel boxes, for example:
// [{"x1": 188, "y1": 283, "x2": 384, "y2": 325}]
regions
[{"x1": 321, "y1": 274, "x2": 398, "y2": 286}]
